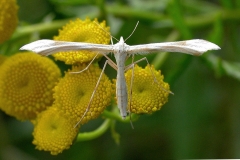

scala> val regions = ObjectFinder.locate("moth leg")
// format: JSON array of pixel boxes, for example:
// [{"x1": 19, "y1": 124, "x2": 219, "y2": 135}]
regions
[
  {"x1": 103, "y1": 54, "x2": 118, "y2": 70},
  {"x1": 74, "y1": 59, "x2": 111, "y2": 128},
  {"x1": 129, "y1": 55, "x2": 135, "y2": 129},
  {"x1": 125, "y1": 57, "x2": 174, "y2": 95},
  {"x1": 71, "y1": 53, "x2": 99, "y2": 74}
]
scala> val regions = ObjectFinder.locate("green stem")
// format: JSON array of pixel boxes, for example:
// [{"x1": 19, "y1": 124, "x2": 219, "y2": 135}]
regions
[
  {"x1": 76, "y1": 106, "x2": 138, "y2": 142},
  {"x1": 12, "y1": 19, "x2": 71, "y2": 40},
  {"x1": 106, "y1": 4, "x2": 166, "y2": 21},
  {"x1": 76, "y1": 118, "x2": 111, "y2": 142},
  {"x1": 96, "y1": 0, "x2": 107, "y2": 21},
  {"x1": 102, "y1": 109, "x2": 123, "y2": 122},
  {"x1": 164, "y1": 0, "x2": 193, "y2": 84},
  {"x1": 167, "y1": 0, "x2": 192, "y2": 39},
  {"x1": 12, "y1": 8, "x2": 240, "y2": 42},
  {"x1": 106, "y1": 5, "x2": 240, "y2": 28},
  {"x1": 102, "y1": 106, "x2": 139, "y2": 123}
]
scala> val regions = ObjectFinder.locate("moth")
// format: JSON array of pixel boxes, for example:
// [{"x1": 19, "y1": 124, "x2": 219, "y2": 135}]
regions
[{"x1": 21, "y1": 35, "x2": 220, "y2": 126}]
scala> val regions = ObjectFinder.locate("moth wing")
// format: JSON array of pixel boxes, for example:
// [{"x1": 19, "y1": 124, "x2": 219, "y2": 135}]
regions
[
  {"x1": 127, "y1": 39, "x2": 220, "y2": 56},
  {"x1": 20, "y1": 39, "x2": 113, "y2": 56}
]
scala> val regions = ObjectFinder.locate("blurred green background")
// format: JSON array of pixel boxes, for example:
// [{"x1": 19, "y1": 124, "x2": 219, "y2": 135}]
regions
[{"x1": 1, "y1": 0, "x2": 240, "y2": 159}]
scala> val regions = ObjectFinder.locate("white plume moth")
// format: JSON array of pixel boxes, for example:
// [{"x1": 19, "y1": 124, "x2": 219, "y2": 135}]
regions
[{"x1": 20, "y1": 28, "x2": 220, "y2": 127}]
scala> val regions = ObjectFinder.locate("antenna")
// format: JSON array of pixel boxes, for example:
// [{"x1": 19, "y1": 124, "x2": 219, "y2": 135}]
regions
[
  {"x1": 93, "y1": 21, "x2": 118, "y2": 42},
  {"x1": 125, "y1": 21, "x2": 139, "y2": 41}
]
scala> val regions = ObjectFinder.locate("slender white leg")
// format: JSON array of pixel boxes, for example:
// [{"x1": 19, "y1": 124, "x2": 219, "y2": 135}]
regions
[
  {"x1": 71, "y1": 53, "x2": 99, "y2": 74},
  {"x1": 103, "y1": 54, "x2": 118, "y2": 70},
  {"x1": 74, "y1": 60, "x2": 110, "y2": 128},
  {"x1": 129, "y1": 55, "x2": 135, "y2": 129},
  {"x1": 125, "y1": 57, "x2": 174, "y2": 95}
]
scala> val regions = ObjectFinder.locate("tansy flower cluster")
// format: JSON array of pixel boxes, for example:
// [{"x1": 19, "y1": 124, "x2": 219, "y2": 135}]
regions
[
  {"x1": 0, "y1": 17, "x2": 170, "y2": 155},
  {"x1": 0, "y1": 0, "x2": 18, "y2": 44},
  {"x1": 31, "y1": 18, "x2": 113, "y2": 155},
  {"x1": 32, "y1": 64, "x2": 113, "y2": 155}
]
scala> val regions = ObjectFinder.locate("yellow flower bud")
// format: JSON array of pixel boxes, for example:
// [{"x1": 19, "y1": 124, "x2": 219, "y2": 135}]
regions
[{"x1": 0, "y1": 0, "x2": 18, "y2": 43}]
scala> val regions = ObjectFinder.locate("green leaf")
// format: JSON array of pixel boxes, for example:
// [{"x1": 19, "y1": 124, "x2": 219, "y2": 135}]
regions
[
  {"x1": 167, "y1": 0, "x2": 192, "y2": 39},
  {"x1": 49, "y1": 0, "x2": 95, "y2": 5},
  {"x1": 220, "y1": 0, "x2": 233, "y2": 9},
  {"x1": 208, "y1": 15, "x2": 223, "y2": 45},
  {"x1": 204, "y1": 54, "x2": 240, "y2": 81}
]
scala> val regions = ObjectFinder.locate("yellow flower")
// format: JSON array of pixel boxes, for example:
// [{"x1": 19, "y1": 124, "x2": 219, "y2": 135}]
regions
[
  {"x1": 0, "y1": 54, "x2": 7, "y2": 65},
  {"x1": 0, "y1": 52, "x2": 61, "y2": 120},
  {"x1": 53, "y1": 18, "x2": 110, "y2": 64},
  {"x1": 0, "y1": 0, "x2": 18, "y2": 43},
  {"x1": 124, "y1": 65, "x2": 170, "y2": 114},
  {"x1": 32, "y1": 106, "x2": 79, "y2": 155},
  {"x1": 53, "y1": 64, "x2": 113, "y2": 125}
]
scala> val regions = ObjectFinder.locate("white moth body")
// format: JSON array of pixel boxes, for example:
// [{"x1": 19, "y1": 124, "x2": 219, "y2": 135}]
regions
[
  {"x1": 20, "y1": 34, "x2": 220, "y2": 122},
  {"x1": 114, "y1": 37, "x2": 129, "y2": 118}
]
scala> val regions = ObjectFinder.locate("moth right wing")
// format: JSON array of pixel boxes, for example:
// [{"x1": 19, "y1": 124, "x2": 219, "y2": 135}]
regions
[
  {"x1": 20, "y1": 39, "x2": 113, "y2": 56},
  {"x1": 127, "y1": 39, "x2": 220, "y2": 56}
]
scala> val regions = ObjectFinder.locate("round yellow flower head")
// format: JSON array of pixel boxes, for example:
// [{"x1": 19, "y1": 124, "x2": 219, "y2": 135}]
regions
[
  {"x1": 53, "y1": 18, "x2": 110, "y2": 64},
  {"x1": 124, "y1": 65, "x2": 170, "y2": 114},
  {"x1": 32, "y1": 106, "x2": 79, "y2": 155},
  {"x1": 0, "y1": 52, "x2": 61, "y2": 120},
  {"x1": 0, "y1": 0, "x2": 18, "y2": 43},
  {"x1": 53, "y1": 64, "x2": 113, "y2": 125}
]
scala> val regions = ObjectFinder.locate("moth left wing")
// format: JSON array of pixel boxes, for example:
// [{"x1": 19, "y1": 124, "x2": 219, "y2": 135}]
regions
[
  {"x1": 20, "y1": 39, "x2": 113, "y2": 56},
  {"x1": 127, "y1": 39, "x2": 220, "y2": 56}
]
